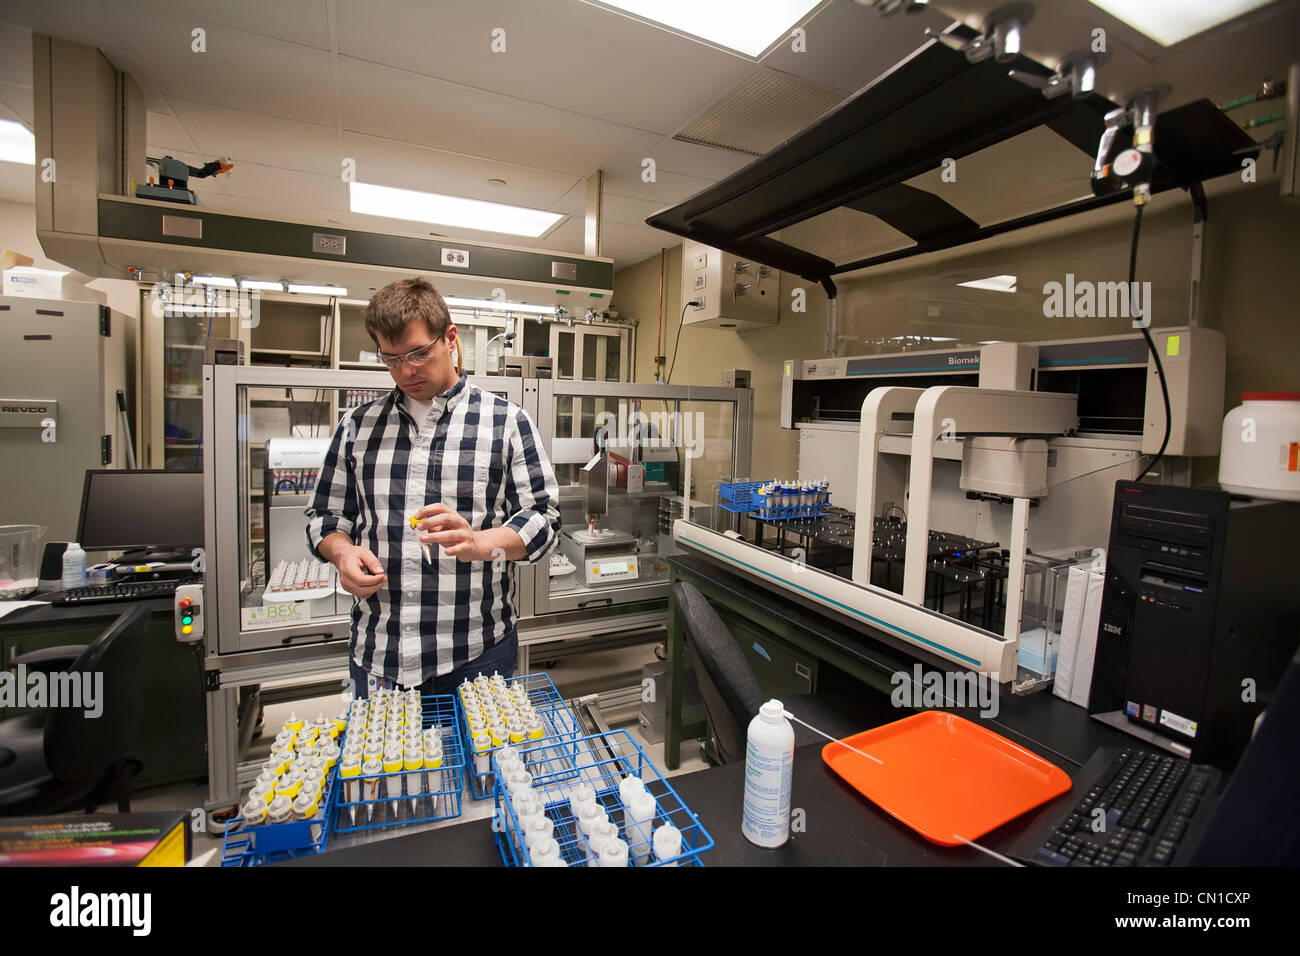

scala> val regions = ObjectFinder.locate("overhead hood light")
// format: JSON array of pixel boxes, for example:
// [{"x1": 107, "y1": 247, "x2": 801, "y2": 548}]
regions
[
  {"x1": 350, "y1": 182, "x2": 563, "y2": 238},
  {"x1": 192, "y1": 275, "x2": 237, "y2": 288},
  {"x1": 1087, "y1": 0, "x2": 1273, "y2": 47},
  {"x1": 443, "y1": 296, "x2": 558, "y2": 315},
  {"x1": 240, "y1": 279, "x2": 286, "y2": 292},
  {"x1": 957, "y1": 274, "x2": 1018, "y2": 292},
  {"x1": 286, "y1": 283, "x2": 347, "y2": 296}
]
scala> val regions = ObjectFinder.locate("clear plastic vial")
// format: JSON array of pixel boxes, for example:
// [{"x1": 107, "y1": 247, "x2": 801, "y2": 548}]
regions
[{"x1": 741, "y1": 699, "x2": 794, "y2": 848}]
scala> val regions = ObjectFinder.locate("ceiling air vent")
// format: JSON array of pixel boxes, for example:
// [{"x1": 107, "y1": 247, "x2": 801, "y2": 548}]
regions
[{"x1": 673, "y1": 69, "x2": 847, "y2": 156}]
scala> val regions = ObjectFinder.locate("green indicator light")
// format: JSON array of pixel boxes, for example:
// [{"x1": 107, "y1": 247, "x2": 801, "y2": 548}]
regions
[{"x1": 182, "y1": 616, "x2": 193, "y2": 625}]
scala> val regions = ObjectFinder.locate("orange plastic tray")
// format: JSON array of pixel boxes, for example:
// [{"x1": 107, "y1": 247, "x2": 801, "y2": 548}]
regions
[{"x1": 822, "y1": 711, "x2": 1071, "y2": 846}]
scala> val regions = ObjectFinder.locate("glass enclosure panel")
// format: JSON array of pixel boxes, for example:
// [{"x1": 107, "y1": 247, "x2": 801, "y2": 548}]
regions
[
  {"x1": 605, "y1": 335, "x2": 622, "y2": 382},
  {"x1": 555, "y1": 330, "x2": 575, "y2": 379},
  {"x1": 163, "y1": 309, "x2": 210, "y2": 470},
  {"x1": 581, "y1": 335, "x2": 598, "y2": 381},
  {"x1": 236, "y1": 384, "x2": 352, "y2": 624},
  {"x1": 544, "y1": 388, "x2": 738, "y2": 603}
]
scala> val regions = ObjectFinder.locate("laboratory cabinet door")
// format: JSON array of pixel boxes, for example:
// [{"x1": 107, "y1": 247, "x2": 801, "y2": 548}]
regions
[{"x1": 549, "y1": 325, "x2": 628, "y2": 382}]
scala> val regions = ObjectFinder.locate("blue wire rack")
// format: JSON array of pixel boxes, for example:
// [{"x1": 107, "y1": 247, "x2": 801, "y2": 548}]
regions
[
  {"x1": 719, "y1": 480, "x2": 831, "y2": 520},
  {"x1": 220, "y1": 732, "x2": 346, "y2": 867},
  {"x1": 332, "y1": 694, "x2": 465, "y2": 835},
  {"x1": 718, "y1": 480, "x2": 765, "y2": 514},
  {"x1": 493, "y1": 730, "x2": 714, "y2": 867},
  {"x1": 460, "y1": 672, "x2": 582, "y2": 801}
]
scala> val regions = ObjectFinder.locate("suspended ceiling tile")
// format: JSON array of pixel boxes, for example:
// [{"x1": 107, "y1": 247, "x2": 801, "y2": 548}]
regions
[
  {"x1": 535, "y1": 215, "x2": 584, "y2": 254},
  {"x1": 339, "y1": 56, "x2": 642, "y2": 177},
  {"x1": 129, "y1": 0, "x2": 333, "y2": 51},
  {"x1": 339, "y1": 131, "x2": 579, "y2": 211},
  {"x1": 0, "y1": 22, "x2": 33, "y2": 86},
  {"x1": 0, "y1": 81, "x2": 33, "y2": 126},
  {"x1": 0, "y1": 2, "x2": 122, "y2": 57},
  {"x1": 605, "y1": 165, "x2": 716, "y2": 207},
  {"x1": 762, "y1": 0, "x2": 953, "y2": 93},
  {"x1": 98, "y1": 5, "x2": 336, "y2": 126},
  {"x1": 600, "y1": 219, "x2": 676, "y2": 268},
  {"x1": 214, "y1": 162, "x2": 348, "y2": 212},
  {"x1": 145, "y1": 109, "x2": 199, "y2": 153},
  {"x1": 169, "y1": 99, "x2": 340, "y2": 176},
  {"x1": 602, "y1": 191, "x2": 663, "y2": 226},
  {"x1": 336, "y1": 0, "x2": 753, "y2": 134},
  {"x1": 0, "y1": 160, "x2": 35, "y2": 202},
  {"x1": 643, "y1": 134, "x2": 756, "y2": 180}
]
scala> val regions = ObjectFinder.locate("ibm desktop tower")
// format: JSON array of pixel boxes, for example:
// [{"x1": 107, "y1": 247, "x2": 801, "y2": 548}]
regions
[{"x1": 1088, "y1": 482, "x2": 1300, "y2": 769}]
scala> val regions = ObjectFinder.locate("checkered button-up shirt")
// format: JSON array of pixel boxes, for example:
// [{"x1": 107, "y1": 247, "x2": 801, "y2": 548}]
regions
[{"x1": 305, "y1": 373, "x2": 560, "y2": 685}]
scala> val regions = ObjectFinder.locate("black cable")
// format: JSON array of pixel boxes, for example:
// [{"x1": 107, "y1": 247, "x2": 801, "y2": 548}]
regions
[
  {"x1": 665, "y1": 302, "x2": 690, "y2": 385},
  {"x1": 1130, "y1": 203, "x2": 1171, "y2": 482}
]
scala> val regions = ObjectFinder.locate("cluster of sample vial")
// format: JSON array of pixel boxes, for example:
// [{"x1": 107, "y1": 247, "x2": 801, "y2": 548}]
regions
[
  {"x1": 460, "y1": 673, "x2": 547, "y2": 775},
  {"x1": 271, "y1": 468, "x2": 319, "y2": 494},
  {"x1": 240, "y1": 711, "x2": 344, "y2": 841},
  {"x1": 337, "y1": 690, "x2": 447, "y2": 828},
  {"x1": 342, "y1": 389, "x2": 385, "y2": 408},
  {"x1": 756, "y1": 478, "x2": 830, "y2": 507},
  {"x1": 266, "y1": 558, "x2": 333, "y2": 595},
  {"x1": 498, "y1": 754, "x2": 685, "y2": 867}
]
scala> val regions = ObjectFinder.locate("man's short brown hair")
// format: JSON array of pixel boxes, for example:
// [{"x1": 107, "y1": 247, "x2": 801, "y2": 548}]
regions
[{"x1": 364, "y1": 277, "x2": 452, "y2": 345}]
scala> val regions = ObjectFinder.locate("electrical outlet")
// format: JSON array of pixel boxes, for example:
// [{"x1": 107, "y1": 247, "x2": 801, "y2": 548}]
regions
[
  {"x1": 311, "y1": 232, "x2": 347, "y2": 256},
  {"x1": 694, "y1": 273, "x2": 707, "y2": 290},
  {"x1": 441, "y1": 248, "x2": 470, "y2": 269},
  {"x1": 693, "y1": 253, "x2": 707, "y2": 270}
]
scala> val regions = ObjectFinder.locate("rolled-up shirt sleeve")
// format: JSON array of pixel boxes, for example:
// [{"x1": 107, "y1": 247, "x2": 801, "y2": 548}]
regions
[
  {"x1": 305, "y1": 412, "x2": 359, "y2": 560},
  {"x1": 502, "y1": 406, "x2": 561, "y2": 564}
]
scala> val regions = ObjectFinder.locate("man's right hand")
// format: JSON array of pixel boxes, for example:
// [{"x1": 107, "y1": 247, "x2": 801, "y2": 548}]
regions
[{"x1": 331, "y1": 542, "x2": 387, "y2": 598}]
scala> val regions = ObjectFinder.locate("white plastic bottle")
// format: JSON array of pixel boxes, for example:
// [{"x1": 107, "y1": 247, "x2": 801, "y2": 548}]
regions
[
  {"x1": 741, "y1": 698, "x2": 794, "y2": 848},
  {"x1": 62, "y1": 542, "x2": 86, "y2": 589}
]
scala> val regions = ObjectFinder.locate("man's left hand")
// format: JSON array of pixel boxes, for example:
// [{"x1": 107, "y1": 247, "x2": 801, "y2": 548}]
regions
[{"x1": 414, "y1": 503, "x2": 487, "y2": 562}]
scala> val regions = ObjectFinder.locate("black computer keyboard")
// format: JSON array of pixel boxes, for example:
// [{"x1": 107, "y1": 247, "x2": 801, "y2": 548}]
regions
[
  {"x1": 1032, "y1": 747, "x2": 1219, "y2": 867},
  {"x1": 52, "y1": 578, "x2": 192, "y2": 605}
]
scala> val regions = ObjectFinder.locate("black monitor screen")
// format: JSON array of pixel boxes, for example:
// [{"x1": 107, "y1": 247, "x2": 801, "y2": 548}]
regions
[{"x1": 77, "y1": 470, "x2": 205, "y2": 552}]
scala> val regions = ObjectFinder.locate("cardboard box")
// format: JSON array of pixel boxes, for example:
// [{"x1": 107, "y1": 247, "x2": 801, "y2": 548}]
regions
[{"x1": 3, "y1": 265, "x2": 69, "y2": 299}]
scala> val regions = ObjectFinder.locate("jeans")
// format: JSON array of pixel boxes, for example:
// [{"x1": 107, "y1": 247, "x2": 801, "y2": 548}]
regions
[{"x1": 348, "y1": 630, "x2": 518, "y2": 700}]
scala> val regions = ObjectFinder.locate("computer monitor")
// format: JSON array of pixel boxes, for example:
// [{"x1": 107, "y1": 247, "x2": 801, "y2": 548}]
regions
[
  {"x1": 76, "y1": 470, "x2": 205, "y2": 554},
  {"x1": 1191, "y1": 651, "x2": 1300, "y2": 865}
]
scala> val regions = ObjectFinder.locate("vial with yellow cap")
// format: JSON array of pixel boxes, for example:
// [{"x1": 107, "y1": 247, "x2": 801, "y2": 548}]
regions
[
  {"x1": 423, "y1": 744, "x2": 443, "y2": 814},
  {"x1": 472, "y1": 732, "x2": 492, "y2": 776},
  {"x1": 293, "y1": 791, "x2": 323, "y2": 841},
  {"x1": 403, "y1": 748, "x2": 424, "y2": 819},
  {"x1": 240, "y1": 798, "x2": 268, "y2": 828},
  {"x1": 361, "y1": 757, "x2": 384, "y2": 824},
  {"x1": 274, "y1": 770, "x2": 303, "y2": 799},
  {"x1": 339, "y1": 754, "x2": 362, "y2": 827},
  {"x1": 282, "y1": 712, "x2": 304, "y2": 733}
]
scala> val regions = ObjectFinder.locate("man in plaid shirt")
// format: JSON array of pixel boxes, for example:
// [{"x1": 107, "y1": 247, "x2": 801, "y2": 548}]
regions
[{"x1": 306, "y1": 277, "x2": 560, "y2": 696}]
